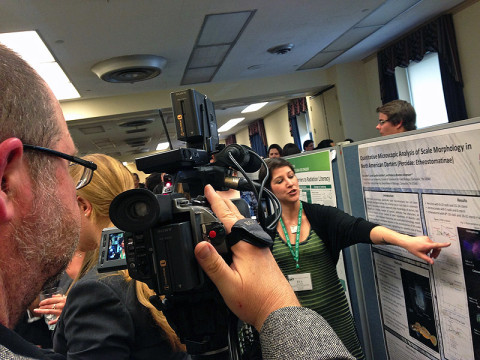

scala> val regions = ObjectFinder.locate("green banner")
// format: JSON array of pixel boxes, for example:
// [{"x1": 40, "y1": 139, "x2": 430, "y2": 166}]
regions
[{"x1": 288, "y1": 151, "x2": 331, "y2": 173}]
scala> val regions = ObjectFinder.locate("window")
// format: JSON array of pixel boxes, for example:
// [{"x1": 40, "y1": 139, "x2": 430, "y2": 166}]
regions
[
  {"x1": 296, "y1": 112, "x2": 312, "y2": 146},
  {"x1": 395, "y1": 52, "x2": 448, "y2": 129}
]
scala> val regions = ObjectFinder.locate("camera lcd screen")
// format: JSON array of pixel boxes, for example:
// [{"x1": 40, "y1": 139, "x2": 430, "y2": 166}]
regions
[
  {"x1": 107, "y1": 232, "x2": 126, "y2": 261},
  {"x1": 98, "y1": 227, "x2": 128, "y2": 273}
]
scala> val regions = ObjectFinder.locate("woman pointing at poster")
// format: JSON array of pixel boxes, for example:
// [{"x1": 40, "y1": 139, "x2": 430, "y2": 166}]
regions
[{"x1": 258, "y1": 157, "x2": 450, "y2": 360}]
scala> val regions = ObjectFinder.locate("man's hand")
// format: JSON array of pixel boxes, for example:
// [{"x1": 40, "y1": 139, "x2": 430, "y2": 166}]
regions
[{"x1": 195, "y1": 185, "x2": 299, "y2": 331}]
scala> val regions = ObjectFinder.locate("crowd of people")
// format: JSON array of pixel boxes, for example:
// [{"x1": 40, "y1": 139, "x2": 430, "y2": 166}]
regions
[
  {"x1": 1, "y1": 39, "x2": 436, "y2": 360},
  {"x1": 0, "y1": 42, "x2": 359, "y2": 360}
]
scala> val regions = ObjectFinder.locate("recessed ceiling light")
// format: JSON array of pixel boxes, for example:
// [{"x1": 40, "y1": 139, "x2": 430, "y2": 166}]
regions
[
  {"x1": 156, "y1": 142, "x2": 170, "y2": 151},
  {"x1": 218, "y1": 118, "x2": 245, "y2": 133},
  {"x1": 242, "y1": 102, "x2": 268, "y2": 113},
  {"x1": 0, "y1": 31, "x2": 80, "y2": 101}
]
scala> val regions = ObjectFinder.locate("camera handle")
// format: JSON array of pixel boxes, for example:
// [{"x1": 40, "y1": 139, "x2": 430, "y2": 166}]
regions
[{"x1": 149, "y1": 287, "x2": 238, "y2": 359}]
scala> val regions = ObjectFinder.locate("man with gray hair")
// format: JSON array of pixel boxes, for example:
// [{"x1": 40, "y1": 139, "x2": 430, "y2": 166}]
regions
[
  {"x1": 376, "y1": 99, "x2": 416, "y2": 136},
  {"x1": 0, "y1": 44, "x2": 353, "y2": 360}
]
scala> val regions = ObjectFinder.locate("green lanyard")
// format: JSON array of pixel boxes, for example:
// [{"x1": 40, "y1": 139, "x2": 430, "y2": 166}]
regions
[{"x1": 279, "y1": 202, "x2": 303, "y2": 270}]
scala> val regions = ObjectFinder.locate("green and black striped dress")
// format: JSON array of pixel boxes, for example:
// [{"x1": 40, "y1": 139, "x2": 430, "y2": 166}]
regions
[{"x1": 273, "y1": 229, "x2": 365, "y2": 360}]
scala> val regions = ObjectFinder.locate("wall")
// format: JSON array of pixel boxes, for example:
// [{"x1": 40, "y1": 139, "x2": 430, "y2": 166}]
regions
[
  {"x1": 307, "y1": 95, "x2": 329, "y2": 145},
  {"x1": 61, "y1": 68, "x2": 330, "y2": 120},
  {"x1": 262, "y1": 105, "x2": 292, "y2": 147},
  {"x1": 235, "y1": 127, "x2": 250, "y2": 147},
  {"x1": 327, "y1": 62, "x2": 380, "y2": 142},
  {"x1": 454, "y1": 0, "x2": 480, "y2": 118}
]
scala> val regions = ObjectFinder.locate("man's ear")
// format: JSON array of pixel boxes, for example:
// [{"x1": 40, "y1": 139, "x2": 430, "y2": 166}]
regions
[
  {"x1": 77, "y1": 195, "x2": 93, "y2": 218},
  {"x1": 0, "y1": 138, "x2": 25, "y2": 222},
  {"x1": 395, "y1": 120, "x2": 405, "y2": 131}
]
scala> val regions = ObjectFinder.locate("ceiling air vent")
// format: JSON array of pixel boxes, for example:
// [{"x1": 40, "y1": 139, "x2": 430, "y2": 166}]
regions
[
  {"x1": 118, "y1": 119, "x2": 155, "y2": 127},
  {"x1": 79, "y1": 125, "x2": 105, "y2": 135},
  {"x1": 126, "y1": 128, "x2": 147, "y2": 134},
  {"x1": 125, "y1": 137, "x2": 151, "y2": 148},
  {"x1": 91, "y1": 55, "x2": 167, "y2": 83},
  {"x1": 267, "y1": 43, "x2": 294, "y2": 55}
]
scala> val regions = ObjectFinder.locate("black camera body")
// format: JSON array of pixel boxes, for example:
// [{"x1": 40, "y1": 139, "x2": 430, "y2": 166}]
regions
[
  {"x1": 105, "y1": 189, "x2": 227, "y2": 297},
  {"x1": 100, "y1": 89, "x2": 269, "y2": 357}
]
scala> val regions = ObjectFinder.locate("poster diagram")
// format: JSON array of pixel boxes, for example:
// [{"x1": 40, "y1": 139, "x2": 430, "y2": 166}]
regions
[
  {"x1": 401, "y1": 268, "x2": 438, "y2": 352},
  {"x1": 458, "y1": 227, "x2": 480, "y2": 360},
  {"x1": 358, "y1": 123, "x2": 480, "y2": 360}
]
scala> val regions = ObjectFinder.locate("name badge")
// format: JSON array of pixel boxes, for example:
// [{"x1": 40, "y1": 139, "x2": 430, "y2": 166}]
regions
[{"x1": 287, "y1": 273, "x2": 313, "y2": 292}]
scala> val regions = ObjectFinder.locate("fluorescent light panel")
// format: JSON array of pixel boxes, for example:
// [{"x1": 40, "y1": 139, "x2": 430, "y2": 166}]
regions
[
  {"x1": 218, "y1": 118, "x2": 245, "y2": 133},
  {"x1": 182, "y1": 67, "x2": 217, "y2": 85},
  {"x1": 298, "y1": 0, "x2": 422, "y2": 70},
  {"x1": 242, "y1": 102, "x2": 268, "y2": 113},
  {"x1": 198, "y1": 11, "x2": 254, "y2": 45},
  {"x1": 0, "y1": 31, "x2": 80, "y2": 101},
  {"x1": 298, "y1": 51, "x2": 344, "y2": 70},
  {"x1": 323, "y1": 26, "x2": 380, "y2": 52},
  {"x1": 356, "y1": 0, "x2": 422, "y2": 27},
  {"x1": 156, "y1": 142, "x2": 170, "y2": 151},
  {"x1": 181, "y1": 11, "x2": 255, "y2": 85},
  {"x1": 189, "y1": 45, "x2": 231, "y2": 68}
]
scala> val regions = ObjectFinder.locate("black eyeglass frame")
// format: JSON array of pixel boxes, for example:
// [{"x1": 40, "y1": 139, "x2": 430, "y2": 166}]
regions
[
  {"x1": 22, "y1": 144, "x2": 97, "y2": 171},
  {"x1": 378, "y1": 119, "x2": 389, "y2": 126}
]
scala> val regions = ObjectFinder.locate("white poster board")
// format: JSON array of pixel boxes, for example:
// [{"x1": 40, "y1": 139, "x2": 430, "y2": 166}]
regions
[{"x1": 358, "y1": 123, "x2": 480, "y2": 360}]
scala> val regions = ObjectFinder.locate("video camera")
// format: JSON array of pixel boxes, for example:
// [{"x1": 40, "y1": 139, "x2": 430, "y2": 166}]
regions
[{"x1": 98, "y1": 89, "x2": 280, "y2": 358}]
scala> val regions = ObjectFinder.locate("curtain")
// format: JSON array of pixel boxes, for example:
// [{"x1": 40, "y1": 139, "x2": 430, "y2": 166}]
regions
[
  {"x1": 225, "y1": 134, "x2": 236, "y2": 146},
  {"x1": 377, "y1": 14, "x2": 467, "y2": 122},
  {"x1": 288, "y1": 117, "x2": 301, "y2": 149},
  {"x1": 248, "y1": 119, "x2": 267, "y2": 157},
  {"x1": 287, "y1": 98, "x2": 307, "y2": 148}
]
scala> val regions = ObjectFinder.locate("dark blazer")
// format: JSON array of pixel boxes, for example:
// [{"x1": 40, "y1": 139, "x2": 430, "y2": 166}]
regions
[
  {"x1": 302, "y1": 201, "x2": 376, "y2": 264},
  {"x1": 53, "y1": 268, "x2": 189, "y2": 360},
  {"x1": 1, "y1": 323, "x2": 63, "y2": 360}
]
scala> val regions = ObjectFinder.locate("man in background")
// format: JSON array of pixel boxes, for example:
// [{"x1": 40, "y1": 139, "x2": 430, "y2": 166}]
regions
[
  {"x1": 303, "y1": 139, "x2": 314, "y2": 151},
  {"x1": 376, "y1": 99, "x2": 416, "y2": 136}
]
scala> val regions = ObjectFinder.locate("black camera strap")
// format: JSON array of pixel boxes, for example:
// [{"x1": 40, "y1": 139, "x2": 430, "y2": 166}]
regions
[{"x1": 226, "y1": 219, "x2": 273, "y2": 248}]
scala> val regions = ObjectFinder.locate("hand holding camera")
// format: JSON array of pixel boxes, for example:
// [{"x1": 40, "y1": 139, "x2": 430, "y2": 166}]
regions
[{"x1": 196, "y1": 185, "x2": 300, "y2": 331}]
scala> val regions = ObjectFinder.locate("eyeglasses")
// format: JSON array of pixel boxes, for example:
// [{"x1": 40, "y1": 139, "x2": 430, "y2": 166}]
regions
[
  {"x1": 378, "y1": 119, "x2": 389, "y2": 126},
  {"x1": 23, "y1": 144, "x2": 97, "y2": 190}
]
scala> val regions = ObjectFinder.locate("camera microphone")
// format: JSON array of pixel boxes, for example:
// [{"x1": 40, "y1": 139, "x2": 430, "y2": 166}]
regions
[{"x1": 213, "y1": 144, "x2": 263, "y2": 173}]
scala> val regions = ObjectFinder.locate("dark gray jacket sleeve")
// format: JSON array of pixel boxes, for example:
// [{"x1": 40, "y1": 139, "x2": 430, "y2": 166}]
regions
[{"x1": 259, "y1": 307, "x2": 355, "y2": 360}]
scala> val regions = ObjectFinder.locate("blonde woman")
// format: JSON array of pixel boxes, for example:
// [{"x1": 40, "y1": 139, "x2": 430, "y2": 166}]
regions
[{"x1": 47, "y1": 154, "x2": 186, "y2": 359}]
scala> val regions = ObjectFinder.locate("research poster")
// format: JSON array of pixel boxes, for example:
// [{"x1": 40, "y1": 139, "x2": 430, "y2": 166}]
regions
[
  {"x1": 288, "y1": 150, "x2": 352, "y2": 306},
  {"x1": 288, "y1": 150, "x2": 336, "y2": 208},
  {"x1": 358, "y1": 123, "x2": 480, "y2": 360}
]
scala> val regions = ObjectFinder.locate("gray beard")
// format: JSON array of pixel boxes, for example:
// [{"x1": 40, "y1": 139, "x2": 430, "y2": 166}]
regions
[{"x1": 10, "y1": 172, "x2": 80, "y2": 322}]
